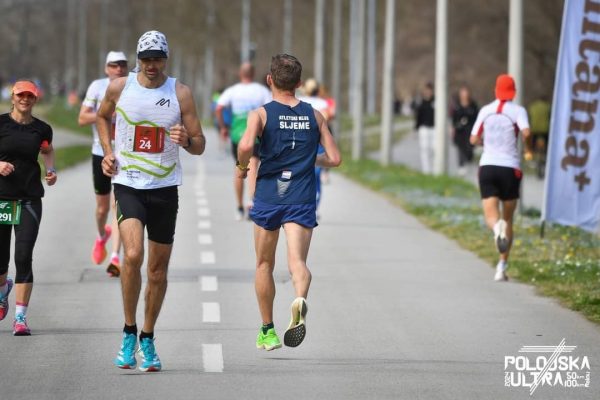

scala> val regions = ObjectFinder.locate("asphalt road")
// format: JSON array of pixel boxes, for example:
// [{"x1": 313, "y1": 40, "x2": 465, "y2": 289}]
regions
[{"x1": 0, "y1": 129, "x2": 597, "y2": 400}]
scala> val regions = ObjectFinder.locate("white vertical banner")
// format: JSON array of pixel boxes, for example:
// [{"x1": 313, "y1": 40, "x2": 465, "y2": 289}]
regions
[{"x1": 543, "y1": 0, "x2": 600, "y2": 232}]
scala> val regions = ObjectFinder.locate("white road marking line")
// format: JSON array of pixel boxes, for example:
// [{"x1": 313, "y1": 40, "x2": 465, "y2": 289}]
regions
[
  {"x1": 196, "y1": 198, "x2": 208, "y2": 206},
  {"x1": 200, "y1": 276, "x2": 218, "y2": 291},
  {"x1": 202, "y1": 344, "x2": 223, "y2": 373},
  {"x1": 203, "y1": 302, "x2": 221, "y2": 322},
  {"x1": 201, "y1": 251, "x2": 216, "y2": 264},
  {"x1": 198, "y1": 220, "x2": 211, "y2": 230},
  {"x1": 198, "y1": 207, "x2": 210, "y2": 217},
  {"x1": 198, "y1": 234, "x2": 213, "y2": 245},
  {"x1": 195, "y1": 189, "x2": 206, "y2": 197}
]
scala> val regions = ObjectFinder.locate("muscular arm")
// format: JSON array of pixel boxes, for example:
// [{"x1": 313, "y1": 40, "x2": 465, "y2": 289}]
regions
[
  {"x1": 173, "y1": 82, "x2": 206, "y2": 155},
  {"x1": 315, "y1": 110, "x2": 341, "y2": 168},
  {"x1": 237, "y1": 108, "x2": 265, "y2": 176},
  {"x1": 96, "y1": 77, "x2": 126, "y2": 176}
]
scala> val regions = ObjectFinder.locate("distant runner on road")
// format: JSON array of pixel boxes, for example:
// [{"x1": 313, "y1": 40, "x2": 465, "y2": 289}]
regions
[
  {"x1": 97, "y1": 31, "x2": 206, "y2": 372},
  {"x1": 216, "y1": 63, "x2": 271, "y2": 220},
  {"x1": 0, "y1": 80, "x2": 57, "y2": 336},
  {"x1": 237, "y1": 54, "x2": 341, "y2": 351},
  {"x1": 470, "y1": 74, "x2": 530, "y2": 281},
  {"x1": 79, "y1": 51, "x2": 129, "y2": 277}
]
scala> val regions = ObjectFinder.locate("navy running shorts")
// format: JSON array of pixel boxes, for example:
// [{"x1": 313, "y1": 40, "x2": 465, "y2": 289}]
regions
[{"x1": 250, "y1": 198, "x2": 318, "y2": 231}]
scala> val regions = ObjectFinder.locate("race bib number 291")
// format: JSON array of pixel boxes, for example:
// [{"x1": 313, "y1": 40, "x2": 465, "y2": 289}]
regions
[
  {"x1": 133, "y1": 126, "x2": 165, "y2": 153},
  {"x1": 0, "y1": 200, "x2": 21, "y2": 225}
]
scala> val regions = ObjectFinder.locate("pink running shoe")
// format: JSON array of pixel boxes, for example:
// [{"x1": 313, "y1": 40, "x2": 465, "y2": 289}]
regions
[
  {"x1": 13, "y1": 314, "x2": 31, "y2": 336},
  {"x1": 106, "y1": 254, "x2": 121, "y2": 277},
  {"x1": 91, "y1": 225, "x2": 112, "y2": 265},
  {"x1": 0, "y1": 277, "x2": 14, "y2": 321}
]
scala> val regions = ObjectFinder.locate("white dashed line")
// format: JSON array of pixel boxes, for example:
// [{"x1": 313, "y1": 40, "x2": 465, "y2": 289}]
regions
[
  {"x1": 203, "y1": 302, "x2": 221, "y2": 322},
  {"x1": 196, "y1": 198, "x2": 208, "y2": 206},
  {"x1": 198, "y1": 234, "x2": 213, "y2": 245},
  {"x1": 201, "y1": 251, "x2": 216, "y2": 264},
  {"x1": 198, "y1": 220, "x2": 211, "y2": 230},
  {"x1": 198, "y1": 207, "x2": 211, "y2": 217},
  {"x1": 200, "y1": 275, "x2": 218, "y2": 291},
  {"x1": 202, "y1": 344, "x2": 223, "y2": 372},
  {"x1": 195, "y1": 189, "x2": 206, "y2": 197}
]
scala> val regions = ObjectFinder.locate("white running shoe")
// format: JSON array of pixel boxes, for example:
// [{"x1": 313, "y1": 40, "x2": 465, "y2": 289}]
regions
[
  {"x1": 494, "y1": 261, "x2": 508, "y2": 282},
  {"x1": 493, "y1": 219, "x2": 509, "y2": 254}
]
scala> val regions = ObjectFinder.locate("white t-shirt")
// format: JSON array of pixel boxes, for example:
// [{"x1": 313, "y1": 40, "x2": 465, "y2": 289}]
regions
[
  {"x1": 298, "y1": 96, "x2": 329, "y2": 113},
  {"x1": 82, "y1": 77, "x2": 110, "y2": 156},
  {"x1": 217, "y1": 82, "x2": 271, "y2": 143},
  {"x1": 471, "y1": 99, "x2": 530, "y2": 169}
]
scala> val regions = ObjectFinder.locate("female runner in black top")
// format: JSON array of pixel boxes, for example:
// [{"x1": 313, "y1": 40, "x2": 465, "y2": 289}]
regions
[{"x1": 0, "y1": 80, "x2": 57, "y2": 336}]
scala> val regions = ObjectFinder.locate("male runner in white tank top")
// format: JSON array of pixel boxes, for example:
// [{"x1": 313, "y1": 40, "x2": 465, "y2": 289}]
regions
[
  {"x1": 96, "y1": 31, "x2": 206, "y2": 372},
  {"x1": 79, "y1": 51, "x2": 128, "y2": 277}
]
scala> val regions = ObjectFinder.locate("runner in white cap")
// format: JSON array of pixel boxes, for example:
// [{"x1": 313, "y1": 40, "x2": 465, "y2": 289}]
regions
[
  {"x1": 79, "y1": 51, "x2": 129, "y2": 277},
  {"x1": 97, "y1": 31, "x2": 206, "y2": 372}
]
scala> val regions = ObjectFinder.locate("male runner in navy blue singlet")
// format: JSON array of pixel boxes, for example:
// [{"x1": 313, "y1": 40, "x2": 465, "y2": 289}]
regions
[{"x1": 237, "y1": 54, "x2": 341, "y2": 350}]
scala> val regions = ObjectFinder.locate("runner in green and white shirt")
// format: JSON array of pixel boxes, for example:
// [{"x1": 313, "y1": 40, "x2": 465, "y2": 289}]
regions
[{"x1": 216, "y1": 63, "x2": 271, "y2": 220}]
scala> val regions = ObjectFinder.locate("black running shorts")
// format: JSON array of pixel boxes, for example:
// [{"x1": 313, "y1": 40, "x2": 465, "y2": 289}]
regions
[
  {"x1": 92, "y1": 155, "x2": 112, "y2": 195},
  {"x1": 113, "y1": 184, "x2": 179, "y2": 244},
  {"x1": 478, "y1": 165, "x2": 522, "y2": 200}
]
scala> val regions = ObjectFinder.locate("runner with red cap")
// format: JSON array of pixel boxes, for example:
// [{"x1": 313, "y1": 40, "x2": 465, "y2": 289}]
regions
[
  {"x1": 0, "y1": 80, "x2": 57, "y2": 335},
  {"x1": 470, "y1": 74, "x2": 531, "y2": 281}
]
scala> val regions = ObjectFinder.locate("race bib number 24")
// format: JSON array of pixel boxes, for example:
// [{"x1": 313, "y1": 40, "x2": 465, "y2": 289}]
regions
[{"x1": 133, "y1": 126, "x2": 165, "y2": 153}]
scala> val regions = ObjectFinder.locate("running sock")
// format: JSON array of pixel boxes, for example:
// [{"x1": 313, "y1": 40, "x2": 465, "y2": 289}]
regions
[
  {"x1": 140, "y1": 331, "x2": 154, "y2": 340},
  {"x1": 110, "y1": 252, "x2": 120, "y2": 262},
  {"x1": 262, "y1": 322, "x2": 274, "y2": 334},
  {"x1": 15, "y1": 303, "x2": 28, "y2": 318},
  {"x1": 497, "y1": 260, "x2": 508, "y2": 271},
  {"x1": 123, "y1": 324, "x2": 138, "y2": 335},
  {"x1": 0, "y1": 282, "x2": 8, "y2": 297}
]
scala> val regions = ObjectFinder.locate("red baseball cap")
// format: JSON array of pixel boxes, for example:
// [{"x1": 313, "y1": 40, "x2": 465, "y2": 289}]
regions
[
  {"x1": 495, "y1": 74, "x2": 516, "y2": 101},
  {"x1": 12, "y1": 81, "x2": 39, "y2": 98}
]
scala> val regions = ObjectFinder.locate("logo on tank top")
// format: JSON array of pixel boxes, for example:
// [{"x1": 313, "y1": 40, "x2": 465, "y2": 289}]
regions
[{"x1": 155, "y1": 98, "x2": 171, "y2": 107}]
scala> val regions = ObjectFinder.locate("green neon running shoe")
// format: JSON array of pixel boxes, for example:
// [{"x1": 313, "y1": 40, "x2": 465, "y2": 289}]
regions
[{"x1": 256, "y1": 327, "x2": 282, "y2": 351}]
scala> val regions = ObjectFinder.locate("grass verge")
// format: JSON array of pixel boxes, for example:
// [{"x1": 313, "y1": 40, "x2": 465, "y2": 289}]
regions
[
  {"x1": 37, "y1": 100, "x2": 90, "y2": 136},
  {"x1": 338, "y1": 157, "x2": 600, "y2": 323},
  {"x1": 40, "y1": 144, "x2": 90, "y2": 173}
]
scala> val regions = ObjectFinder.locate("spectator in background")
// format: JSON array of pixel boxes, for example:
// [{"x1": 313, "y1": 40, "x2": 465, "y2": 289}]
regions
[
  {"x1": 414, "y1": 82, "x2": 435, "y2": 174},
  {"x1": 527, "y1": 97, "x2": 551, "y2": 179},
  {"x1": 211, "y1": 88, "x2": 232, "y2": 157},
  {"x1": 451, "y1": 85, "x2": 478, "y2": 176}
]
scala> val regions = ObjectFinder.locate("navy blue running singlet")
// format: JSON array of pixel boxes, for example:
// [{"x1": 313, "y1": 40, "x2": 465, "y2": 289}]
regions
[{"x1": 255, "y1": 101, "x2": 321, "y2": 205}]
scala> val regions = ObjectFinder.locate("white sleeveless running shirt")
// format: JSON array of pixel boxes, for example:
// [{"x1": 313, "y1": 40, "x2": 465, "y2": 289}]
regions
[
  {"x1": 82, "y1": 77, "x2": 109, "y2": 156},
  {"x1": 113, "y1": 72, "x2": 182, "y2": 189}
]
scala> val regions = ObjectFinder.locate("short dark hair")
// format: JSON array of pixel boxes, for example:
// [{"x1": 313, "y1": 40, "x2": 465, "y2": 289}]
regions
[{"x1": 270, "y1": 54, "x2": 302, "y2": 92}]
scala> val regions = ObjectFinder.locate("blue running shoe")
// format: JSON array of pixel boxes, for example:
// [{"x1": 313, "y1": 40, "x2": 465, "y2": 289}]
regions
[
  {"x1": 114, "y1": 333, "x2": 137, "y2": 369},
  {"x1": 0, "y1": 277, "x2": 14, "y2": 321},
  {"x1": 138, "y1": 337, "x2": 162, "y2": 372}
]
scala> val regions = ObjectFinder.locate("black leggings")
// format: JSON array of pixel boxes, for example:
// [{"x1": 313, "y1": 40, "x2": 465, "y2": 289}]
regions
[{"x1": 0, "y1": 199, "x2": 42, "y2": 283}]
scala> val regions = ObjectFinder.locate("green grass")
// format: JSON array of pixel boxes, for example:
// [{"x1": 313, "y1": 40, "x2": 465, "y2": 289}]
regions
[
  {"x1": 39, "y1": 145, "x2": 90, "y2": 174},
  {"x1": 338, "y1": 157, "x2": 600, "y2": 323},
  {"x1": 37, "y1": 99, "x2": 91, "y2": 136}
]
